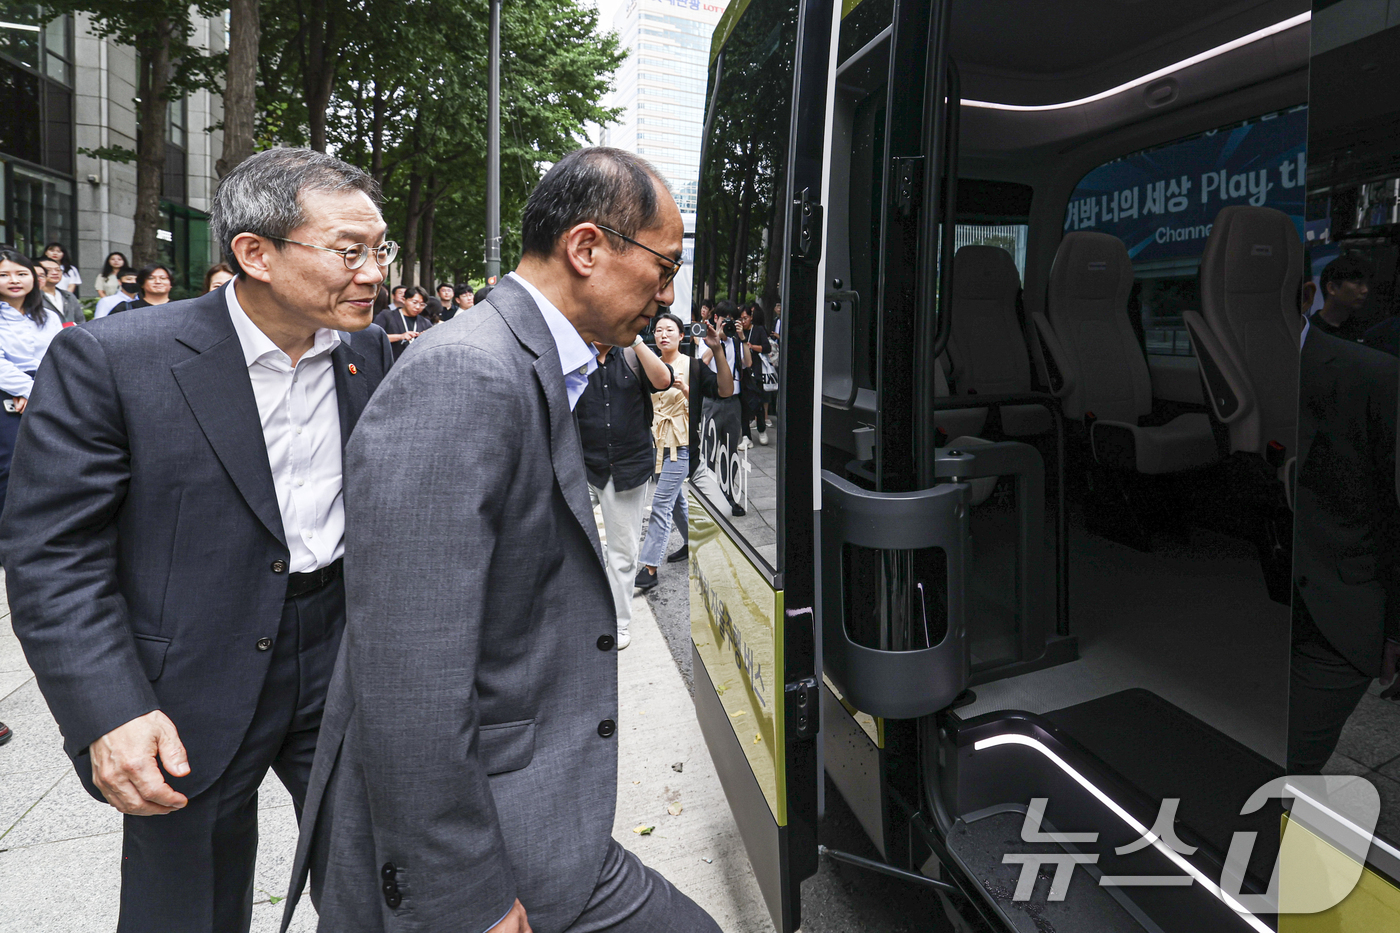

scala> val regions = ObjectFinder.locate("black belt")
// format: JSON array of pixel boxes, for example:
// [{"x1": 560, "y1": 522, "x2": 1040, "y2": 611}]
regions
[{"x1": 286, "y1": 557, "x2": 343, "y2": 599}]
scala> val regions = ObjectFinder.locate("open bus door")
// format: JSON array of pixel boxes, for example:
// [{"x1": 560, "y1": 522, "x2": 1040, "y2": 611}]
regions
[{"x1": 686, "y1": 0, "x2": 839, "y2": 930}]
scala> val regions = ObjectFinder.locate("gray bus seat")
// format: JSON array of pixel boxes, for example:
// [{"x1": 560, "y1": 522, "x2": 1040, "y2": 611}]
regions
[
  {"x1": 1035, "y1": 231, "x2": 1217, "y2": 474},
  {"x1": 934, "y1": 353, "x2": 988, "y2": 439},
  {"x1": 946, "y1": 245, "x2": 1053, "y2": 436},
  {"x1": 1182, "y1": 205, "x2": 1301, "y2": 460}
]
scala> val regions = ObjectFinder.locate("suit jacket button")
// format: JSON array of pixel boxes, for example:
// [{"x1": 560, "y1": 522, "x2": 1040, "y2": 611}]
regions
[
  {"x1": 271, "y1": 560, "x2": 287, "y2": 573},
  {"x1": 598, "y1": 719, "x2": 616, "y2": 738},
  {"x1": 597, "y1": 635, "x2": 615, "y2": 651},
  {"x1": 256, "y1": 637, "x2": 273, "y2": 651},
  {"x1": 383, "y1": 881, "x2": 397, "y2": 896},
  {"x1": 385, "y1": 889, "x2": 402, "y2": 909},
  {"x1": 381, "y1": 862, "x2": 396, "y2": 880}
]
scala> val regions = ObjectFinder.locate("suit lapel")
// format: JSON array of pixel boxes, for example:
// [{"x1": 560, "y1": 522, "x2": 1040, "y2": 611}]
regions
[
  {"x1": 488, "y1": 277, "x2": 603, "y2": 564},
  {"x1": 1295, "y1": 333, "x2": 1336, "y2": 473},
  {"x1": 171, "y1": 301, "x2": 286, "y2": 546},
  {"x1": 331, "y1": 340, "x2": 371, "y2": 448}
]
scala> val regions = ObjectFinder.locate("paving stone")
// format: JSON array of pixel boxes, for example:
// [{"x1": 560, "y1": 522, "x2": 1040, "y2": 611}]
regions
[
  {"x1": 0, "y1": 767, "x2": 65, "y2": 840},
  {"x1": 1334, "y1": 692, "x2": 1400, "y2": 770},
  {"x1": 0, "y1": 680, "x2": 70, "y2": 775},
  {"x1": 1320, "y1": 752, "x2": 1400, "y2": 846},
  {"x1": 2, "y1": 769, "x2": 122, "y2": 848},
  {"x1": 0, "y1": 831, "x2": 122, "y2": 931}
]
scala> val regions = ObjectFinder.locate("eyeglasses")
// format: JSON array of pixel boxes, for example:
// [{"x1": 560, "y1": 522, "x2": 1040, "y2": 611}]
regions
[
  {"x1": 596, "y1": 224, "x2": 682, "y2": 289},
  {"x1": 267, "y1": 236, "x2": 400, "y2": 271}
]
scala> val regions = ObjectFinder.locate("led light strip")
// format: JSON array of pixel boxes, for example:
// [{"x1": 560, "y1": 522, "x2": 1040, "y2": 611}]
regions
[
  {"x1": 1284, "y1": 781, "x2": 1400, "y2": 864},
  {"x1": 974, "y1": 733, "x2": 1271, "y2": 933},
  {"x1": 962, "y1": 11, "x2": 1311, "y2": 113}
]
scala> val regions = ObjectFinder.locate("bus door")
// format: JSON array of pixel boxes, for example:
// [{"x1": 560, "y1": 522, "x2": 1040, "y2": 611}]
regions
[{"x1": 687, "y1": 0, "x2": 837, "y2": 930}]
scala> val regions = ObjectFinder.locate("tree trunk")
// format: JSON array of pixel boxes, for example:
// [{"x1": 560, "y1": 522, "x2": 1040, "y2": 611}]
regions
[
  {"x1": 370, "y1": 81, "x2": 386, "y2": 187},
  {"x1": 216, "y1": 0, "x2": 260, "y2": 177},
  {"x1": 132, "y1": 24, "x2": 172, "y2": 267},
  {"x1": 400, "y1": 172, "x2": 424, "y2": 287},
  {"x1": 303, "y1": 0, "x2": 339, "y2": 152},
  {"x1": 421, "y1": 191, "x2": 436, "y2": 290}
]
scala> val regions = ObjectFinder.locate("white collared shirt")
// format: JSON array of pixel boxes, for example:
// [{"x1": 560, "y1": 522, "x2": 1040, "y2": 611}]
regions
[
  {"x1": 0, "y1": 301, "x2": 64, "y2": 398},
  {"x1": 94, "y1": 290, "x2": 137, "y2": 318},
  {"x1": 506, "y1": 271, "x2": 597, "y2": 409},
  {"x1": 225, "y1": 280, "x2": 345, "y2": 573}
]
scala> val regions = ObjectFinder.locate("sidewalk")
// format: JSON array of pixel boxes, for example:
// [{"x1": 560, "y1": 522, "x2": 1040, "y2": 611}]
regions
[{"x1": 0, "y1": 578, "x2": 772, "y2": 932}]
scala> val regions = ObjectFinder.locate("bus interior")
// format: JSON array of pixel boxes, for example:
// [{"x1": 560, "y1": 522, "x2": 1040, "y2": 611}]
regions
[{"x1": 689, "y1": 0, "x2": 1400, "y2": 930}]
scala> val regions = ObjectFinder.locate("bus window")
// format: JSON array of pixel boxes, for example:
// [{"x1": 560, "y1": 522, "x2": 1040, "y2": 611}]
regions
[{"x1": 1065, "y1": 105, "x2": 1309, "y2": 358}]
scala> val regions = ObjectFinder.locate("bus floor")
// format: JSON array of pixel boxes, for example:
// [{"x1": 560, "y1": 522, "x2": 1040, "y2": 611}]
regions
[{"x1": 958, "y1": 505, "x2": 1289, "y2": 765}]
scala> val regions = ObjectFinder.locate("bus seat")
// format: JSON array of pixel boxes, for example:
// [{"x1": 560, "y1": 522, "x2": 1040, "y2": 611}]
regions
[
  {"x1": 1042, "y1": 231, "x2": 1217, "y2": 474},
  {"x1": 1184, "y1": 205, "x2": 1301, "y2": 460},
  {"x1": 946, "y1": 245, "x2": 1053, "y2": 436},
  {"x1": 934, "y1": 353, "x2": 988, "y2": 439}
]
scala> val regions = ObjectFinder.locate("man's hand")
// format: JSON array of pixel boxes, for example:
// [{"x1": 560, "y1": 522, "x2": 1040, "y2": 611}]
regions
[
  {"x1": 488, "y1": 899, "x2": 531, "y2": 933},
  {"x1": 703, "y1": 321, "x2": 723, "y2": 352},
  {"x1": 1381, "y1": 639, "x2": 1400, "y2": 699},
  {"x1": 89, "y1": 710, "x2": 190, "y2": 815}
]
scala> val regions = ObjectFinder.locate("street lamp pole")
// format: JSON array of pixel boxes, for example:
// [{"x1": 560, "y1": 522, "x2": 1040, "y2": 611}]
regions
[{"x1": 485, "y1": 0, "x2": 502, "y2": 285}]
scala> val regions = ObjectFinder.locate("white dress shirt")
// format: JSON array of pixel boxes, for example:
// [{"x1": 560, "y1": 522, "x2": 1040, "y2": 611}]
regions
[
  {"x1": 0, "y1": 301, "x2": 64, "y2": 398},
  {"x1": 507, "y1": 272, "x2": 597, "y2": 409},
  {"x1": 94, "y1": 291, "x2": 137, "y2": 318},
  {"x1": 225, "y1": 281, "x2": 345, "y2": 573}
]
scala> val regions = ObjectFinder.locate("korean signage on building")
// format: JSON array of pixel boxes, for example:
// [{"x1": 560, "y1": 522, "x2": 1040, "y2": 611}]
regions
[{"x1": 1066, "y1": 106, "x2": 1307, "y2": 264}]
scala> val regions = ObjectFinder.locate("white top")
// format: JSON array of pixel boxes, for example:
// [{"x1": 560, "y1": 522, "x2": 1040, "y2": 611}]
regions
[
  {"x1": 57, "y1": 267, "x2": 81, "y2": 292},
  {"x1": 94, "y1": 291, "x2": 137, "y2": 318},
  {"x1": 225, "y1": 281, "x2": 345, "y2": 573},
  {"x1": 0, "y1": 301, "x2": 64, "y2": 398},
  {"x1": 706, "y1": 334, "x2": 737, "y2": 374},
  {"x1": 506, "y1": 271, "x2": 597, "y2": 410}
]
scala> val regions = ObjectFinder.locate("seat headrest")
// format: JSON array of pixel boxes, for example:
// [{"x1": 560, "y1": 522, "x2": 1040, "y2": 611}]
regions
[
  {"x1": 1051, "y1": 232, "x2": 1132, "y2": 302},
  {"x1": 1203, "y1": 205, "x2": 1299, "y2": 295},
  {"x1": 953, "y1": 245, "x2": 1020, "y2": 301}
]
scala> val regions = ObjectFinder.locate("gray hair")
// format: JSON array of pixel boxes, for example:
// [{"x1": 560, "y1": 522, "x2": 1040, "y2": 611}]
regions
[
  {"x1": 211, "y1": 148, "x2": 381, "y2": 274},
  {"x1": 521, "y1": 147, "x2": 672, "y2": 257}
]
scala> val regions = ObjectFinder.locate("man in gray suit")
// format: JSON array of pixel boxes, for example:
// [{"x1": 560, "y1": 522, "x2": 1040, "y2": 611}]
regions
[
  {"x1": 283, "y1": 148, "x2": 721, "y2": 933},
  {"x1": 1, "y1": 148, "x2": 395, "y2": 931}
]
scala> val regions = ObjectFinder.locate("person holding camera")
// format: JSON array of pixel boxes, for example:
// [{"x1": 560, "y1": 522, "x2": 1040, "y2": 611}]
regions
[
  {"x1": 634, "y1": 313, "x2": 734, "y2": 590},
  {"x1": 699, "y1": 299, "x2": 750, "y2": 514}
]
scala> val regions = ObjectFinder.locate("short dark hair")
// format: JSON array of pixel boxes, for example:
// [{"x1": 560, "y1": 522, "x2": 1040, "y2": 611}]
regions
[
  {"x1": 455, "y1": 283, "x2": 474, "y2": 298},
  {"x1": 136, "y1": 264, "x2": 173, "y2": 291},
  {"x1": 210, "y1": 147, "x2": 380, "y2": 275},
  {"x1": 1321, "y1": 254, "x2": 1372, "y2": 295},
  {"x1": 714, "y1": 299, "x2": 738, "y2": 320},
  {"x1": 652, "y1": 311, "x2": 684, "y2": 334},
  {"x1": 392, "y1": 285, "x2": 407, "y2": 298},
  {"x1": 521, "y1": 147, "x2": 671, "y2": 258},
  {"x1": 404, "y1": 285, "x2": 430, "y2": 301},
  {"x1": 118, "y1": 270, "x2": 138, "y2": 283},
  {"x1": 473, "y1": 285, "x2": 493, "y2": 306}
]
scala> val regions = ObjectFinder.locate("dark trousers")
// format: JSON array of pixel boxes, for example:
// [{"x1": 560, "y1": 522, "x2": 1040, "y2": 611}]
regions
[
  {"x1": 739, "y1": 378, "x2": 766, "y2": 434},
  {"x1": 564, "y1": 839, "x2": 722, "y2": 933},
  {"x1": 0, "y1": 405, "x2": 20, "y2": 521},
  {"x1": 1287, "y1": 586, "x2": 1373, "y2": 774},
  {"x1": 117, "y1": 576, "x2": 345, "y2": 933}
]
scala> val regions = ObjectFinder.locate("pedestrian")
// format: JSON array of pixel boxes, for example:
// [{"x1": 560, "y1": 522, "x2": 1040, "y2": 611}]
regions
[
  {"x1": 35, "y1": 256, "x2": 84, "y2": 324},
  {"x1": 432, "y1": 282, "x2": 456, "y2": 321},
  {"x1": 576, "y1": 298, "x2": 674, "y2": 648},
  {"x1": 94, "y1": 271, "x2": 140, "y2": 318},
  {"x1": 113, "y1": 263, "x2": 175, "y2": 312},
  {"x1": 44, "y1": 242, "x2": 80, "y2": 294},
  {"x1": 634, "y1": 312, "x2": 734, "y2": 591},
  {"x1": 0, "y1": 247, "x2": 62, "y2": 515},
  {"x1": 373, "y1": 283, "x2": 432, "y2": 359},
  {"x1": 203, "y1": 261, "x2": 235, "y2": 293},
  {"x1": 700, "y1": 299, "x2": 750, "y2": 514},
  {"x1": 741, "y1": 303, "x2": 773, "y2": 445},
  {"x1": 283, "y1": 146, "x2": 721, "y2": 933},
  {"x1": 0, "y1": 147, "x2": 395, "y2": 932},
  {"x1": 94, "y1": 251, "x2": 129, "y2": 297},
  {"x1": 389, "y1": 284, "x2": 406, "y2": 310},
  {"x1": 449, "y1": 282, "x2": 474, "y2": 319}
]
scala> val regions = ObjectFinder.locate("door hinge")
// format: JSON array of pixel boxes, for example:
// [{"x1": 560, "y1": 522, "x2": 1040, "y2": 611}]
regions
[
  {"x1": 792, "y1": 187, "x2": 823, "y2": 265},
  {"x1": 785, "y1": 676, "x2": 820, "y2": 739},
  {"x1": 892, "y1": 156, "x2": 924, "y2": 217}
]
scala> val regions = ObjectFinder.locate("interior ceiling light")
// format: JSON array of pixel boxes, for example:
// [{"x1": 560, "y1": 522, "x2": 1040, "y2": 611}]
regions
[
  {"x1": 962, "y1": 11, "x2": 1311, "y2": 112},
  {"x1": 974, "y1": 733, "x2": 1271, "y2": 933}
]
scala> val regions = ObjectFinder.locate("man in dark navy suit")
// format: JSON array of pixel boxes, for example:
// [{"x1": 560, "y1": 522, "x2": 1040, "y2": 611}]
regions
[{"x1": 0, "y1": 148, "x2": 394, "y2": 931}]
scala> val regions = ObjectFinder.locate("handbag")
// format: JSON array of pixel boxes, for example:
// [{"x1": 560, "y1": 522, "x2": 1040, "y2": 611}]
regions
[{"x1": 758, "y1": 352, "x2": 779, "y2": 390}]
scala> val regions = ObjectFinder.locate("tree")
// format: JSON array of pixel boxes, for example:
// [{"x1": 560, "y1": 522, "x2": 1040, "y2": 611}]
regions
[
  {"x1": 51, "y1": 1, "x2": 224, "y2": 265},
  {"x1": 217, "y1": 0, "x2": 260, "y2": 177}
]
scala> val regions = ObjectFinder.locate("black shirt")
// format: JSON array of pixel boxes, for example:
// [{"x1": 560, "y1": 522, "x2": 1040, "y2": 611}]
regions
[
  {"x1": 373, "y1": 307, "x2": 433, "y2": 360},
  {"x1": 686, "y1": 356, "x2": 728, "y2": 476},
  {"x1": 576, "y1": 348, "x2": 667, "y2": 492},
  {"x1": 1309, "y1": 311, "x2": 1369, "y2": 343}
]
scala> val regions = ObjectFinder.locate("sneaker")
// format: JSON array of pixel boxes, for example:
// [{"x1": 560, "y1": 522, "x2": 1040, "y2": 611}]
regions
[
  {"x1": 667, "y1": 544, "x2": 689, "y2": 564},
  {"x1": 738, "y1": 437, "x2": 753, "y2": 451},
  {"x1": 731, "y1": 502, "x2": 746, "y2": 517},
  {"x1": 616, "y1": 631, "x2": 631, "y2": 650},
  {"x1": 0, "y1": 722, "x2": 11, "y2": 746},
  {"x1": 634, "y1": 566, "x2": 658, "y2": 591},
  {"x1": 757, "y1": 430, "x2": 769, "y2": 446}
]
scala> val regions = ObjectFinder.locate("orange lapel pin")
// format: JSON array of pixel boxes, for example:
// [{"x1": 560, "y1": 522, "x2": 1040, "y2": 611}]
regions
[{"x1": 348, "y1": 363, "x2": 358, "y2": 375}]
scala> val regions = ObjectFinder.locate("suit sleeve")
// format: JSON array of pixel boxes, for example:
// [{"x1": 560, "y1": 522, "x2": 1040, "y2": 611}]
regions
[
  {"x1": 340, "y1": 344, "x2": 525, "y2": 931},
  {"x1": 0, "y1": 326, "x2": 158, "y2": 757}
]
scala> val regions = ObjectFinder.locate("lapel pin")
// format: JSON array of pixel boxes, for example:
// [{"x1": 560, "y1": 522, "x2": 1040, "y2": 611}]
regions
[{"x1": 348, "y1": 363, "x2": 358, "y2": 375}]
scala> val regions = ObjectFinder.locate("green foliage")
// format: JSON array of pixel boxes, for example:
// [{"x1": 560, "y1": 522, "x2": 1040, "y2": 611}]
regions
[
  {"x1": 257, "y1": 0, "x2": 625, "y2": 280},
  {"x1": 76, "y1": 145, "x2": 136, "y2": 164}
]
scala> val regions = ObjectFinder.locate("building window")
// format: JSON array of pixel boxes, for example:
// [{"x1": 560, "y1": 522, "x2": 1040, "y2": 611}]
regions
[{"x1": 164, "y1": 96, "x2": 188, "y2": 204}]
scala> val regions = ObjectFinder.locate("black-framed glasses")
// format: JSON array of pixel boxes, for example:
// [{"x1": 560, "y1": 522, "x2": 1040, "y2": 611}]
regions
[
  {"x1": 267, "y1": 236, "x2": 400, "y2": 271},
  {"x1": 596, "y1": 224, "x2": 682, "y2": 288}
]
